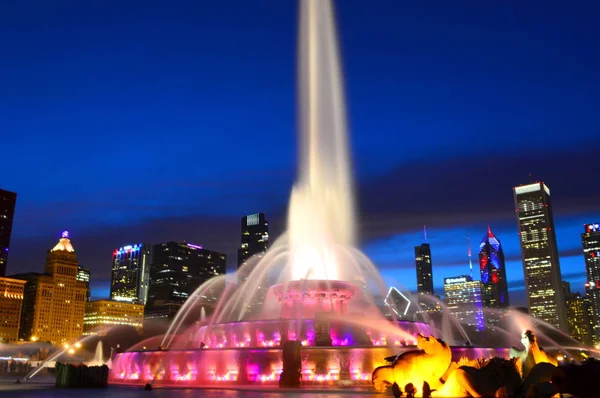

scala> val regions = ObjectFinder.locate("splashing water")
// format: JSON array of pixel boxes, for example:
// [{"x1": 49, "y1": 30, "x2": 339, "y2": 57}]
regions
[{"x1": 87, "y1": 341, "x2": 104, "y2": 366}]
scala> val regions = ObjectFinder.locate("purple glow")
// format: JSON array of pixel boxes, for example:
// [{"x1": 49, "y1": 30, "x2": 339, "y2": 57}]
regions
[
  {"x1": 61, "y1": 230, "x2": 69, "y2": 238},
  {"x1": 109, "y1": 345, "x2": 508, "y2": 387},
  {"x1": 187, "y1": 243, "x2": 203, "y2": 250}
]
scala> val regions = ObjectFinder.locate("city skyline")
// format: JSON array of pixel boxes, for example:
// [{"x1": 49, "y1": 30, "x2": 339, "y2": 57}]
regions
[
  {"x1": 4, "y1": 206, "x2": 597, "y2": 308},
  {"x1": 2, "y1": 1, "x2": 600, "y2": 306}
]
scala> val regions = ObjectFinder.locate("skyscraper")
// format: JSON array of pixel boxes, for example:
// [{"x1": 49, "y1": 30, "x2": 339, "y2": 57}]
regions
[
  {"x1": 77, "y1": 266, "x2": 91, "y2": 302},
  {"x1": 0, "y1": 189, "x2": 17, "y2": 276},
  {"x1": 513, "y1": 182, "x2": 568, "y2": 331},
  {"x1": 237, "y1": 213, "x2": 269, "y2": 268},
  {"x1": 146, "y1": 242, "x2": 226, "y2": 318},
  {"x1": 563, "y1": 281, "x2": 595, "y2": 346},
  {"x1": 479, "y1": 226, "x2": 509, "y2": 309},
  {"x1": 14, "y1": 231, "x2": 87, "y2": 345},
  {"x1": 237, "y1": 213, "x2": 270, "y2": 314},
  {"x1": 582, "y1": 222, "x2": 600, "y2": 343},
  {"x1": 110, "y1": 244, "x2": 151, "y2": 304},
  {"x1": 444, "y1": 275, "x2": 485, "y2": 332},
  {"x1": 415, "y1": 243, "x2": 434, "y2": 295},
  {"x1": 0, "y1": 277, "x2": 25, "y2": 342}
]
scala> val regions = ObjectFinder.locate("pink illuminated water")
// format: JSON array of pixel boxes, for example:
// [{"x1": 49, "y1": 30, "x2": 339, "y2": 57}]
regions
[{"x1": 109, "y1": 346, "x2": 508, "y2": 387}]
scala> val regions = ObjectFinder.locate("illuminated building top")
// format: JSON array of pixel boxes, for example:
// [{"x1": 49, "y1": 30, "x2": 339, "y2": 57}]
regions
[
  {"x1": 479, "y1": 226, "x2": 509, "y2": 309},
  {"x1": 246, "y1": 213, "x2": 260, "y2": 226},
  {"x1": 444, "y1": 276, "x2": 469, "y2": 284},
  {"x1": 514, "y1": 182, "x2": 550, "y2": 196},
  {"x1": 585, "y1": 223, "x2": 599, "y2": 233},
  {"x1": 51, "y1": 231, "x2": 75, "y2": 252}
]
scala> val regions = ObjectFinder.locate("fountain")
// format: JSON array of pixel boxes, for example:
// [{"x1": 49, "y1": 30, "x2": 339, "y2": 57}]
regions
[
  {"x1": 86, "y1": 341, "x2": 105, "y2": 367},
  {"x1": 107, "y1": 0, "x2": 596, "y2": 393}
]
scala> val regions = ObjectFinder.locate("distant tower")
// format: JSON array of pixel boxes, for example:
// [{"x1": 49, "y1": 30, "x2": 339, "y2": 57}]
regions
[
  {"x1": 467, "y1": 237, "x2": 473, "y2": 279},
  {"x1": 415, "y1": 227, "x2": 434, "y2": 295},
  {"x1": 237, "y1": 213, "x2": 269, "y2": 269},
  {"x1": 563, "y1": 281, "x2": 595, "y2": 346},
  {"x1": 14, "y1": 231, "x2": 87, "y2": 344},
  {"x1": 513, "y1": 181, "x2": 568, "y2": 331},
  {"x1": 110, "y1": 244, "x2": 152, "y2": 304},
  {"x1": 479, "y1": 226, "x2": 509, "y2": 309},
  {"x1": 145, "y1": 242, "x2": 226, "y2": 319},
  {"x1": 237, "y1": 213, "x2": 270, "y2": 314},
  {"x1": 0, "y1": 189, "x2": 17, "y2": 276},
  {"x1": 77, "y1": 266, "x2": 91, "y2": 302},
  {"x1": 582, "y1": 222, "x2": 600, "y2": 343},
  {"x1": 444, "y1": 275, "x2": 485, "y2": 332}
]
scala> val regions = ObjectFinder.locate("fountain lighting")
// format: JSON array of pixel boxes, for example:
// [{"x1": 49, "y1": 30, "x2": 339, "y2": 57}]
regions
[{"x1": 106, "y1": 0, "x2": 600, "y2": 392}]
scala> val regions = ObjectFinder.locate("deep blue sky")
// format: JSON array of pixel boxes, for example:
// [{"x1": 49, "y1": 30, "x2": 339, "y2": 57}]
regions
[{"x1": 2, "y1": 0, "x2": 599, "y2": 306}]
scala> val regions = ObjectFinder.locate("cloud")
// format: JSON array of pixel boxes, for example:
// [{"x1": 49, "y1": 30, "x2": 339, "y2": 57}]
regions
[
  {"x1": 356, "y1": 143, "x2": 600, "y2": 239},
  {"x1": 7, "y1": 143, "x2": 600, "y2": 307}
]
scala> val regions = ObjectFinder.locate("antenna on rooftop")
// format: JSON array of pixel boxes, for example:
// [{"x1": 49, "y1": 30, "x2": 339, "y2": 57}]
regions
[
  {"x1": 423, "y1": 225, "x2": 428, "y2": 243},
  {"x1": 467, "y1": 236, "x2": 473, "y2": 279}
]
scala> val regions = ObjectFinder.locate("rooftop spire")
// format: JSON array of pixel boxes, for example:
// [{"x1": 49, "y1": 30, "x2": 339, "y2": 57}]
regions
[
  {"x1": 51, "y1": 230, "x2": 75, "y2": 252},
  {"x1": 423, "y1": 225, "x2": 428, "y2": 243},
  {"x1": 467, "y1": 236, "x2": 473, "y2": 279}
]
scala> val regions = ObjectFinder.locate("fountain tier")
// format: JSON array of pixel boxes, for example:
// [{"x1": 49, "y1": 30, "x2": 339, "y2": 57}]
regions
[{"x1": 271, "y1": 280, "x2": 357, "y2": 319}]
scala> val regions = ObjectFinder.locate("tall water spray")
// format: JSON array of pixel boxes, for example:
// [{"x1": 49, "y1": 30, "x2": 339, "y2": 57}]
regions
[{"x1": 289, "y1": 0, "x2": 355, "y2": 282}]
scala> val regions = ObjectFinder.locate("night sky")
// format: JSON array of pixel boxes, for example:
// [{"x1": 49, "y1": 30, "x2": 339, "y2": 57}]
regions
[{"x1": 2, "y1": 1, "x2": 599, "y2": 306}]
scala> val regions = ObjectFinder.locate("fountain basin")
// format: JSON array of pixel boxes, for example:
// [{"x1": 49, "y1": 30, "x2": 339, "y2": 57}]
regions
[{"x1": 108, "y1": 345, "x2": 509, "y2": 386}]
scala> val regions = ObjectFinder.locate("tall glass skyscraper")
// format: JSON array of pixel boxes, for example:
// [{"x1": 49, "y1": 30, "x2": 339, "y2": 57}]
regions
[
  {"x1": 0, "y1": 189, "x2": 17, "y2": 276},
  {"x1": 479, "y1": 226, "x2": 509, "y2": 308},
  {"x1": 415, "y1": 243, "x2": 434, "y2": 295},
  {"x1": 110, "y1": 244, "x2": 151, "y2": 304},
  {"x1": 582, "y1": 222, "x2": 600, "y2": 343},
  {"x1": 513, "y1": 182, "x2": 567, "y2": 331}
]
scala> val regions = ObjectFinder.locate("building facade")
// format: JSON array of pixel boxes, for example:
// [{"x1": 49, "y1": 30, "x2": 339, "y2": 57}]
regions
[
  {"x1": 237, "y1": 213, "x2": 269, "y2": 269},
  {"x1": 479, "y1": 227, "x2": 509, "y2": 310},
  {"x1": 563, "y1": 282, "x2": 595, "y2": 346},
  {"x1": 110, "y1": 244, "x2": 151, "y2": 304},
  {"x1": 146, "y1": 242, "x2": 226, "y2": 317},
  {"x1": 237, "y1": 213, "x2": 270, "y2": 315},
  {"x1": 415, "y1": 243, "x2": 434, "y2": 295},
  {"x1": 0, "y1": 189, "x2": 17, "y2": 276},
  {"x1": 444, "y1": 275, "x2": 485, "y2": 332},
  {"x1": 15, "y1": 231, "x2": 87, "y2": 345},
  {"x1": 513, "y1": 182, "x2": 568, "y2": 331},
  {"x1": 77, "y1": 266, "x2": 91, "y2": 302},
  {"x1": 0, "y1": 277, "x2": 26, "y2": 342},
  {"x1": 582, "y1": 222, "x2": 600, "y2": 343},
  {"x1": 83, "y1": 300, "x2": 144, "y2": 335}
]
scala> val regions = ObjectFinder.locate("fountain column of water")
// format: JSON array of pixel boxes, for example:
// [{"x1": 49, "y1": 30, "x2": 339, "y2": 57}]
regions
[
  {"x1": 93, "y1": 341, "x2": 104, "y2": 365},
  {"x1": 288, "y1": 0, "x2": 355, "y2": 282}
]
